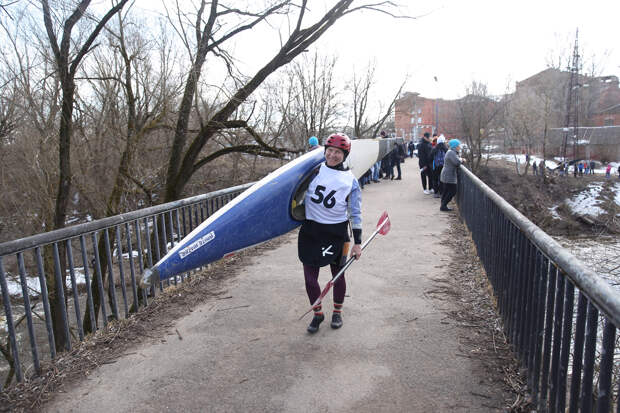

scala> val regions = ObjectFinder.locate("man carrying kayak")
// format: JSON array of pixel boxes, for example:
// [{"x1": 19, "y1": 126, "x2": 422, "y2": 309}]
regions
[{"x1": 298, "y1": 133, "x2": 362, "y2": 334}]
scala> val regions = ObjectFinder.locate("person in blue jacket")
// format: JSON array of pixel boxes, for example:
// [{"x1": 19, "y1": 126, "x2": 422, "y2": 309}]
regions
[
  {"x1": 298, "y1": 133, "x2": 362, "y2": 333},
  {"x1": 308, "y1": 136, "x2": 319, "y2": 150}
]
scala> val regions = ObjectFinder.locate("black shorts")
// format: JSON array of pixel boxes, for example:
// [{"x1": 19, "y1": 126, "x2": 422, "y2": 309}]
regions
[{"x1": 298, "y1": 220, "x2": 349, "y2": 267}]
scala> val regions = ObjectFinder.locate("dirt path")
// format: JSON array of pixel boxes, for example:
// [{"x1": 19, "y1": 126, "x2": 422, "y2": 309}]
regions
[{"x1": 43, "y1": 160, "x2": 513, "y2": 412}]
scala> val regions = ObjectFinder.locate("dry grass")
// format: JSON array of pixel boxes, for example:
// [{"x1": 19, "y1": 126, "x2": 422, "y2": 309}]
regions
[
  {"x1": 0, "y1": 237, "x2": 287, "y2": 413},
  {"x1": 439, "y1": 212, "x2": 533, "y2": 412}
]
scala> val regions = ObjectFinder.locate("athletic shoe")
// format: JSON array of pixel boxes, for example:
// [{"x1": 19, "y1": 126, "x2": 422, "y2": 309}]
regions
[
  {"x1": 395, "y1": 177, "x2": 402, "y2": 180},
  {"x1": 423, "y1": 189, "x2": 430, "y2": 194},
  {"x1": 433, "y1": 193, "x2": 441, "y2": 198},
  {"x1": 331, "y1": 313, "x2": 343, "y2": 329},
  {"x1": 307, "y1": 314, "x2": 325, "y2": 333},
  {"x1": 440, "y1": 206, "x2": 453, "y2": 212}
]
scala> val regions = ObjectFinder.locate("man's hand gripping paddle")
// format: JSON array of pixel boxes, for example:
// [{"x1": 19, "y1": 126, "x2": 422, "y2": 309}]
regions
[{"x1": 299, "y1": 211, "x2": 391, "y2": 320}]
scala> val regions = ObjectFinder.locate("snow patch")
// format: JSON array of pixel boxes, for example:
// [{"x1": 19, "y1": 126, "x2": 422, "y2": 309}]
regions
[
  {"x1": 549, "y1": 205, "x2": 561, "y2": 220},
  {"x1": 3, "y1": 273, "x2": 42, "y2": 297},
  {"x1": 4, "y1": 267, "x2": 87, "y2": 299},
  {"x1": 555, "y1": 237, "x2": 620, "y2": 292},
  {"x1": 488, "y1": 154, "x2": 558, "y2": 169},
  {"x1": 614, "y1": 183, "x2": 620, "y2": 206},
  {"x1": 565, "y1": 183, "x2": 605, "y2": 217}
]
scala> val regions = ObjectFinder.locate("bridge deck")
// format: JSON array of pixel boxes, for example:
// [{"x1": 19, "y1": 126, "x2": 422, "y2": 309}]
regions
[{"x1": 44, "y1": 159, "x2": 512, "y2": 413}]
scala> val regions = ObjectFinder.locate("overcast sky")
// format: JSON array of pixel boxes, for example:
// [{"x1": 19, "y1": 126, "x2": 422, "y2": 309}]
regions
[
  {"x1": 135, "y1": 0, "x2": 620, "y2": 104},
  {"x1": 313, "y1": 0, "x2": 620, "y2": 100}
]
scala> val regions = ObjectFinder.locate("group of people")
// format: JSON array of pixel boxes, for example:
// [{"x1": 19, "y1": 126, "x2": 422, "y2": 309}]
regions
[
  {"x1": 416, "y1": 132, "x2": 464, "y2": 211},
  {"x1": 552, "y1": 159, "x2": 620, "y2": 179},
  {"x1": 359, "y1": 131, "x2": 407, "y2": 187},
  {"x1": 531, "y1": 159, "x2": 546, "y2": 176},
  {"x1": 561, "y1": 160, "x2": 598, "y2": 176}
]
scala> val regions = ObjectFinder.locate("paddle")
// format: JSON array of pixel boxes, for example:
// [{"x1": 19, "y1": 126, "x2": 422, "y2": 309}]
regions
[{"x1": 299, "y1": 211, "x2": 391, "y2": 320}]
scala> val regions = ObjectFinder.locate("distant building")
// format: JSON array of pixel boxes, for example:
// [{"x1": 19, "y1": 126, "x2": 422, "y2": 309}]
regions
[
  {"x1": 396, "y1": 69, "x2": 620, "y2": 159},
  {"x1": 515, "y1": 68, "x2": 620, "y2": 128},
  {"x1": 517, "y1": 69, "x2": 620, "y2": 160},
  {"x1": 394, "y1": 92, "x2": 465, "y2": 141},
  {"x1": 548, "y1": 126, "x2": 620, "y2": 162}
]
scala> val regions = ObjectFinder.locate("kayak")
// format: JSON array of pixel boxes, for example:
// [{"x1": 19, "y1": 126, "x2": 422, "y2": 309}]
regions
[{"x1": 142, "y1": 138, "x2": 398, "y2": 284}]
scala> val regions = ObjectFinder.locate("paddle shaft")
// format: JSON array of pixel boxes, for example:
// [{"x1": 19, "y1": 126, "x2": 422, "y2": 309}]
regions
[
  {"x1": 329, "y1": 216, "x2": 389, "y2": 286},
  {"x1": 309, "y1": 216, "x2": 390, "y2": 309}
]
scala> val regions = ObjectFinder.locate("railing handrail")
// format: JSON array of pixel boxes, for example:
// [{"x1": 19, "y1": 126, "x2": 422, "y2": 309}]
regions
[
  {"x1": 0, "y1": 183, "x2": 254, "y2": 257},
  {"x1": 460, "y1": 166, "x2": 620, "y2": 327}
]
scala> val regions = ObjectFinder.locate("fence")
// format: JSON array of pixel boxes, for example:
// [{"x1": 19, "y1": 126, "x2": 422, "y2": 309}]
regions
[
  {"x1": 0, "y1": 183, "x2": 253, "y2": 389},
  {"x1": 458, "y1": 166, "x2": 620, "y2": 412}
]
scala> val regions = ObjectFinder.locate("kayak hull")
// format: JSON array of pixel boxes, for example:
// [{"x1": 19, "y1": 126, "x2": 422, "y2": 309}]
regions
[{"x1": 152, "y1": 138, "x2": 397, "y2": 281}]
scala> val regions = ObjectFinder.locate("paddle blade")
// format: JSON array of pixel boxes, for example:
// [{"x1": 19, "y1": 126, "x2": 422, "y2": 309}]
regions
[{"x1": 377, "y1": 211, "x2": 391, "y2": 235}]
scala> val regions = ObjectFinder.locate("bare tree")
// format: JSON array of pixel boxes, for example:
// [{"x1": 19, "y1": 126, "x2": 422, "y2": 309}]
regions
[
  {"x1": 74, "y1": 9, "x2": 179, "y2": 332},
  {"x1": 40, "y1": 0, "x2": 130, "y2": 351},
  {"x1": 0, "y1": 7, "x2": 62, "y2": 242},
  {"x1": 458, "y1": 81, "x2": 503, "y2": 174},
  {"x1": 503, "y1": 89, "x2": 542, "y2": 175},
  {"x1": 162, "y1": 0, "x2": 407, "y2": 203},
  {"x1": 348, "y1": 61, "x2": 405, "y2": 138},
  {"x1": 288, "y1": 51, "x2": 341, "y2": 144}
]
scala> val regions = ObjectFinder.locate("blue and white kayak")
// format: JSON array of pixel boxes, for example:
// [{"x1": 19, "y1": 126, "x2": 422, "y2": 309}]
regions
[{"x1": 141, "y1": 138, "x2": 398, "y2": 285}]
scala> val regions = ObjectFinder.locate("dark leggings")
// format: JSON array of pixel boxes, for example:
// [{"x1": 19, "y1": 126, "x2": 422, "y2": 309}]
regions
[
  {"x1": 432, "y1": 166, "x2": 443, "y2": 193},
  {"x1": 303, "y1": 264, "x2": 346, "y2": 305},
  {"x1": 420, "y1": 168, "x2": 431, "y2": 190},
  {"x1": 441, "y1": 182, "x2": 457, "y2": 208}
]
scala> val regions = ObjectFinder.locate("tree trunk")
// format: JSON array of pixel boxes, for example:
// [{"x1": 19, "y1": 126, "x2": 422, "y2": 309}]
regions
[{"x1": 43, "y1": 242, "x2": 70, "y2": 351}]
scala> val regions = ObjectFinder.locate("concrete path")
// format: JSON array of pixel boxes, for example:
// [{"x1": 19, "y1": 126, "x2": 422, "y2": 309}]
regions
[{"x1": 45, "y1": 159, "x2": 505, "y2": 412}]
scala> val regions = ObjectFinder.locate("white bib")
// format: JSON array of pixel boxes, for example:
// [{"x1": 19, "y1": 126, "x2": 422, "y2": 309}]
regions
[{"x1": 305, "y1": 163, "x2": 355, "y2": 224}]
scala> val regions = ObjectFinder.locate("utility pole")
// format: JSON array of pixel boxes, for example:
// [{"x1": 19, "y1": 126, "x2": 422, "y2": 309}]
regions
[
  {"x1": 433, "y1": 76, "x2": 439, "y2": 134},
  {"x1": 562, "y1": 29, "x2": 580, "y2": 163}
]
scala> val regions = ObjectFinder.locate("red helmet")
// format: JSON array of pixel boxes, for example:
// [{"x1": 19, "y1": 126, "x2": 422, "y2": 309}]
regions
[{"x1": 325, "y1": 133, "x2": 351, "y2": 153}]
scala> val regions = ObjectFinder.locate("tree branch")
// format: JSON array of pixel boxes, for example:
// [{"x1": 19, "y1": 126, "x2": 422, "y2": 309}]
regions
[
  {"x1": 70, "y1": 0, "x2": 131, "y2": 76},
  {"x1": 192, "y1": 144, "x2": 283, "y2": 173}
]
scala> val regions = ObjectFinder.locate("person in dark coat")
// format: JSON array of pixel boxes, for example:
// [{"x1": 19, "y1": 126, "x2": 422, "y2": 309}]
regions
[
  {"x1": 379, "y1": 130, "x2": 392, "y2": 179},
  {"x1": 390, "y1": 142, "x2": 404, "y2": 180},
  {"x1": 408, "y1": 139, "x2": 415, "y2": 158},
  {"x1": 417, "y1": 132, "x2": 433, "y2": 193},
  {"x1": 429, "y1": 135, "x2": 447, "y2": 196}
]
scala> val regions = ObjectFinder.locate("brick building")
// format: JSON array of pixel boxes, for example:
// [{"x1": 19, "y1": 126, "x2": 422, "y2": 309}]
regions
[
  {"x1": 514, "y1": 69, "x2": 620, "y2": 126},
  {"x1": 514, "y1": 69, "x2": 620, "y2": 159},
  {"x1": 394, "y1": 92, "x2": 464, "y2": 141}
]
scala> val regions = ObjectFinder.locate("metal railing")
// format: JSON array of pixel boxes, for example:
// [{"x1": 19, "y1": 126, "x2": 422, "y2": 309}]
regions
[
  {"x1": 0, "y1": 183, "x2": 252, "y2": 389},
  {"x1": 457, "y1": 166, "x2": 619, "y2": 413}
]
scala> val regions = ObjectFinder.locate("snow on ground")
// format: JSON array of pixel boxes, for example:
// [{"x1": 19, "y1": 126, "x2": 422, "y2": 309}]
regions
[
  {"x1": 4, "y1": 273, "x2": 43, "y2": 297},
  {"x1": 548, "y1": 205, "x2": 562, "y2": 220},
  {"x1": 490, "y1": 154, "x2": 620, "y2": 175},
  {"x1": 4, "y1": 267, "x2": 87, "y2": 298},
  {"x1": 556, "y1": 237, "x2": 620, "y2": 293},
  {"x1": 614, "y1": 182, "x2": 620, "y2": 206},
  {"x1": 565, "y1": 183, "x2": 605, "y2": 217},
  {"x1": 488, "y1": 154, "x2": 558, "y2": 169}
]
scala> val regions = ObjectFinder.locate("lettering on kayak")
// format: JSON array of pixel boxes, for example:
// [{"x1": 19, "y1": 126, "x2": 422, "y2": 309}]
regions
[{"x1": 179, "y1": 231, "x2": 215, "y2": 259}]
